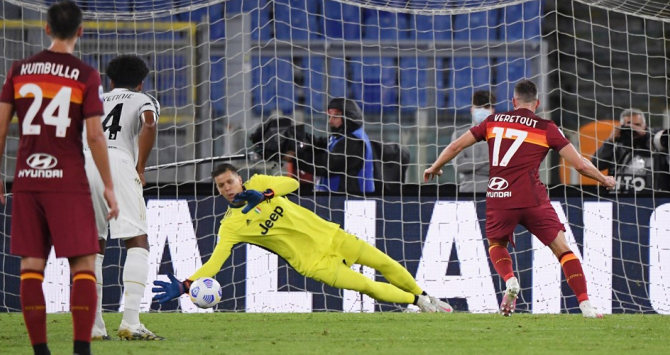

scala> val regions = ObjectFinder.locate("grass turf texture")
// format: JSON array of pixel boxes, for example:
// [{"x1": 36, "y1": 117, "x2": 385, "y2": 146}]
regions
[{"x1": 0, "y1": 313, "x2": 668, "y2": 354}]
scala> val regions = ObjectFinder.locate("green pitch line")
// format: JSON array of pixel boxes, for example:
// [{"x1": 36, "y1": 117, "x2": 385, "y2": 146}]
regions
[{"x1": 1, "y1": 313, "x2": 668, "y2": 354}]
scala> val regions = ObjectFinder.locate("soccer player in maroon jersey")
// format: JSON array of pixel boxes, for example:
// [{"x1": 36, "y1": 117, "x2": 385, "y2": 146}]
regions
[
  {"x1": 424, "y1": 80, "x2": 616, "y2": 318},
  {"x1": 0, "y1": 2, "x2": 119, "y2": 355}
]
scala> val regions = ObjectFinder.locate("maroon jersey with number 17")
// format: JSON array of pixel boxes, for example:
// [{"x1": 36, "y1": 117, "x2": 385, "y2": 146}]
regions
[
  {"x1": 0, "y1": 50, "x2": 104, "y2": 194},
  {"x1": 469, "y1": 108, "x2": 570, "y2": 210}
]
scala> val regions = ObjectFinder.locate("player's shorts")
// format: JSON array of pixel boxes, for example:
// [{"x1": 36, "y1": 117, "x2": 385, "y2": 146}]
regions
[
  {"x1": 307, "y1": 229, "x2": 367, "y2": 285},
  {"x1": 11, "y1": 192, "x2": 99, "y2": 259},
  {"x1": 85, "y1": 152, "x2": 147, "y2": 240},
  {"x1": 485, "y1": 200, "x2": 565, "y2": 247}
]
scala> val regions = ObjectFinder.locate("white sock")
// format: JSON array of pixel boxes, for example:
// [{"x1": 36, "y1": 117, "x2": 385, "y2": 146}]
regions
[
  {"x1": 94, "y1": 253, "x2": 106, "y2": 331},
  {"x1": 122, "y1": 247, "x2": 149, "y2": 327}
]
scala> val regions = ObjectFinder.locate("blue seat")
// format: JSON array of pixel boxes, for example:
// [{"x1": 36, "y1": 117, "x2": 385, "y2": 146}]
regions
[
  {"x1": 323, "y1": 0, "x2": 361, "y2": 40},
  {"x1": 399, "y1": 57, "x2": 423, "y2": 110},
  {"x1": 328, "y1": 57, "x2": 347, "y2": 98},
  {"x1": 89, "y1": 0, "x2": 132, "y2": 12},
  {"x1": 450, "y1": 57, "x2": 491, "y2": 111},
  {"x1": 179, "y1": 3, "x2": 225, "y2": 40},
  {"x1": 412, "y1": 14, "x2": 452, "y2": 41},
  {"x1": 500, "y1": 1, "x2": 542, "y2": 41},
  {"x1": 275, "y1": 57, "x2": 294, "y2": 113},
  {"x1": 495, "y1": 58, "x2": 530, "y2": 112},
  {"x1": 298, "y1": 56, "x2": 326, "y2": 112},
  {"x1": 350, "y1": 57, "x2": 397, "y2": 113},
  {"x1": 210, "y1": 56, "x2": 226, "y2": 114},
  {"x1": 251, "y1": 56, "x2": 276, "y2": 115},
  {"x1": 453, "y1": 9, "x2": 499, "y2": 41},
  {"x1": 274, "y1": 0, "x2": 320, "y2": 40},
  {"x1": 363, "y1": 9, "x2": 410, "y2": 41},
  {"x1": 251, "y1": 0, "x2": 272, "y2": 40},
  {"x1": 435, "y1": 58, "x2": 449, "y2": 109}
]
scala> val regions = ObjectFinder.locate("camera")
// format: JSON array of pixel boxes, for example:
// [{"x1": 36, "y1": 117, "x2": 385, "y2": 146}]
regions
[
  {"x1": 653, "y1": 129, "x2": 669, "y2": 152},
  {"x1": 617, "y1": 125, "x2": 636, "y2": 147},
  {"x1": 249, "y1": 116, "x2": 307, "y2": 161}
]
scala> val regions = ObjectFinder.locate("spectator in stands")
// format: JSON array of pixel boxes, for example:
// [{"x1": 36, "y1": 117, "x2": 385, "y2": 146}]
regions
[
  {"x1": 312, "y1": 98, "x2": 374, "y2": 194},
  {"x1": 452, "y1": 91, "x2": 496, "y2": 193},
  {"x1": 591, "y1": 109, "x2": 670, "y2": 193}
]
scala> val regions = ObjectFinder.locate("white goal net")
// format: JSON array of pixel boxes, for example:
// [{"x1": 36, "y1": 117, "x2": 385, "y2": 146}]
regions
[{"x1": 0, "y1": 0, "x2": 669, "y2": 315}]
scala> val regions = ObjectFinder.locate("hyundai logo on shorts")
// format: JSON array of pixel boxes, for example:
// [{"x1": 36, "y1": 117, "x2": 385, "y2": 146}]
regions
[
  {"x1": 488, "y1": 177, "x2": 509, "y2": 191},
  {"x1": 27, "y1": 153, "x2": 58, "y2": 170}
]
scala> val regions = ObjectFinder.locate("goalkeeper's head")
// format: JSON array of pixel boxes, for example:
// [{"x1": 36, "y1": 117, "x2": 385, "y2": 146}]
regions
[
  {"x1": 211, "y1": 164, "x2": 244, "y2": 203},
  {"x1": 106, "y1": 55, "x2": 150, "y2": 90}
]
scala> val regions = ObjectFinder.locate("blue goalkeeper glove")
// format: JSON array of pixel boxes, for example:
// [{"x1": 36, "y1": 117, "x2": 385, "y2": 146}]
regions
[
  {"x1": 152, "y1": 274, "x2": 191, "y2": 304},
  {"x1": 232, "y1": 189, "x2": 274, "y2": 214}
]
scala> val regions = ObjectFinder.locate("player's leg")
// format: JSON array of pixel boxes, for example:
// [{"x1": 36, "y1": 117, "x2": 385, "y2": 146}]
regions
[
  {"x1": 351, "y1": 238, "x2": 423, "y2": 295},
  {"x1": 92, "y1": 239, "x2": 108, "y2": 340},
  {"x1": 85, "y1": 157, "x2": 111, "y2": 340},
  {"x1": 110, "y1": 158, "x2": 162, "y2": 340},
  {"x1": 317, "y1": 260, "x2": 417, "y2": 305},
  {"x1": 547, "y1": 232, "x2": 602, "y2": 318},
  {"x1": 486, "y1": 208, "x2": 521, "y2": 316},
  {"x1": 11, "y1": 193, "x2": 52, "y2": 355},
  {"x1": 523, "y1": 202, "x2": 602, "y2": 318},
  {"x1": 330, "y1": 232, "x2": 451, "y2": 312},
  {"x1": 44, "y1": 192, "x2": 100, "y2": 355},
  {"x1": 68, "y1": 254, "x2": 98, "y2": 355},
  {"x1": 117, "y1": 235, "x2": 163, "y2": 340}
]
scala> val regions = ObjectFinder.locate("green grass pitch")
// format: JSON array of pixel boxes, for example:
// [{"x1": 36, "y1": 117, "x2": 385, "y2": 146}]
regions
[{"x1": 1, "y1": 313, "x2": 669, "y2": 354}]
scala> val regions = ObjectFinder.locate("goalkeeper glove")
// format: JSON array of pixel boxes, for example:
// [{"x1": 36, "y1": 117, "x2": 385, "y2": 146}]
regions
[
  {"x1": 152, "y1": 274, "x2": 192, "y2": 304},
  {"x1": 232, "y1": 189, "x2": 275, "y2": 214}
]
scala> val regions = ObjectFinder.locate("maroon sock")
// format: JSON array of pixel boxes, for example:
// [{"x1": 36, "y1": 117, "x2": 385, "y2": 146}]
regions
[
  {"x1": 20, "y1": 270, "x2": 47, "y2": 346},
  {"x1": 559, "y1": 252, "x2": 589, "y2": 303},
  {"x1": 71, "y1": 271, "x2": 97, "y2": 343},
  {"x1": 489, "y1": 245, "x2": 515, "y2": 281}
]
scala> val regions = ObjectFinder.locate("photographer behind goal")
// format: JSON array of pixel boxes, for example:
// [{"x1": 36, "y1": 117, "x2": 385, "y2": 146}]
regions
[{"x1": 590, "y1": 109, "x2": 670, "y2": 193}]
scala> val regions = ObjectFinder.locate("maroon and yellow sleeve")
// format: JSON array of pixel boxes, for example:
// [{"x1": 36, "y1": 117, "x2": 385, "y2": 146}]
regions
[
  {"x1": 469, "y1": 119, "x2": 488, "y2": 142},
  {"x1": 546, "y1": 122, "x2": 571, "y2": 151},
  {"x1": 82, "y1": 70, "x2": 104, "y2": 119}
]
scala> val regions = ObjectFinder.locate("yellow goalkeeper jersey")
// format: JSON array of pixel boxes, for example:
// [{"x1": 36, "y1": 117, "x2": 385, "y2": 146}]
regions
[{"x1": 188, "y1": 174, "x2": 341, "y2": 281}]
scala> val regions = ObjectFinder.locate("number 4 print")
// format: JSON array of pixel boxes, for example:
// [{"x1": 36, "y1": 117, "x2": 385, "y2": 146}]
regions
[
  {"x1": 102, "y1": 103, "x2": 123, "y2": 140},
  {"x1": 491, "y1": 127, "x2": 528, "y2": 167}
]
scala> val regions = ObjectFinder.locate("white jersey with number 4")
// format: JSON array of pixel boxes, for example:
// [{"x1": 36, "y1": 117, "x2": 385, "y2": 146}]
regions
[
  {"x1": 84, "y1": 87, "x2": 159, "y2": 240},
  {"x1": 84, "y1": 87, "x2": 160, "y2": 165}
]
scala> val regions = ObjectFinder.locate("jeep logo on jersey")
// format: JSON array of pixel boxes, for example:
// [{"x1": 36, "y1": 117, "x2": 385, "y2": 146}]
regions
[
  {"x1": 259, "y1": 206, "x2": 284, "y2": 235},
  {"x1": 27, "y1": 153, "x2": 58, "y2": 170},
  {"x1": 488, "y1": 177, "x2": 509, "y2": 191}
]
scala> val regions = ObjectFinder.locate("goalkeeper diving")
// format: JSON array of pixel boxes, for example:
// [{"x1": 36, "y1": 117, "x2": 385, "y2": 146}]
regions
[{"x1": 152, "y1": 164, "x2": 451, "y2": 313}]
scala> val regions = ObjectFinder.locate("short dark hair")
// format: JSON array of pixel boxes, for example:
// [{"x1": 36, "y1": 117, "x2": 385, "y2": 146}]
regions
[
  {"x1": 211, "y1": 164, "x2": 238, "y2": 179},
  {"x1": 47, "y1": 1, "x2": 82, "y2": 40},
  {"x1": 513, "y1": 80, "x2": 538, "y2": 103},
  {"x1": 472, "y1": 90, "x2": 496, "y2": 108},
  {"x1": 106, "y1": 55, "x2": 150, "y2": 89}
]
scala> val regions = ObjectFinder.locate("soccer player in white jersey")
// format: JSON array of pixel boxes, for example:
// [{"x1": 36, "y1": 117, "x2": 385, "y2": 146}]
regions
[{"x1": 83, "y1": 55, "x2": 162, "y2": 340}]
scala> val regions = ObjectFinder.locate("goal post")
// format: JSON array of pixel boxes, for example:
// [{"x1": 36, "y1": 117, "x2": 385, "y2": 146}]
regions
[{"x1": 0, "y1": 0, "x2": 669, "y2": 315}]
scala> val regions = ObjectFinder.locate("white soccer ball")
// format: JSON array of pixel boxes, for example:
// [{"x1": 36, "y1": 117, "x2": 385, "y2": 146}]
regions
[{"x1": 189, "y1": 277, "x2": 222, "y2": 309}]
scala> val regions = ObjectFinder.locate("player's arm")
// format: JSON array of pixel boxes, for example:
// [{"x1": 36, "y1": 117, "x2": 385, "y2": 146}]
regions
[
  {"x1": 0, "y1": 103, "x2": 14, "y2": 204},
  {"x1": 233, "y1": 175, "x2": 299, "y2": 213},
  {"x1": 424, "y1": 130, "x2": 478, "y2": 182},
  {"x1": 559, "y1": 143, "x2": 616, "y2": 188},
  {"x1": 86, "y1": 116, "x2": 119, "y2": 219},
  {"x1": 136, "y1": 110, "x2": 158, "y2": 186},
  {"x1": 152, "y1": 228, "x2": 237, "y2": 303}
]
